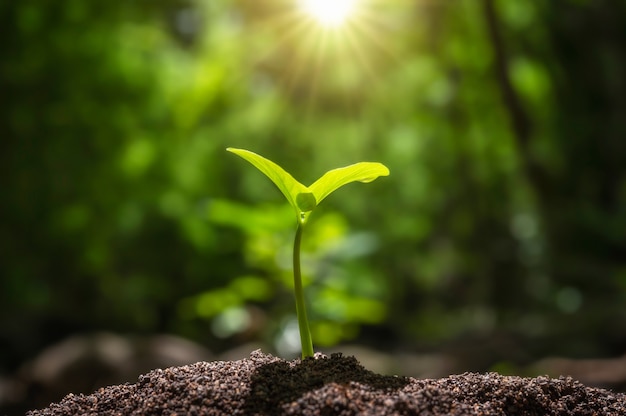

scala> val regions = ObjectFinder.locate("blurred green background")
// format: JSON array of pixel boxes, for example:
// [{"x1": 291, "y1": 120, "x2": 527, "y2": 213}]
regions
[{"x1": 2, "y1": 0, "x2": 626, "y2": 409}]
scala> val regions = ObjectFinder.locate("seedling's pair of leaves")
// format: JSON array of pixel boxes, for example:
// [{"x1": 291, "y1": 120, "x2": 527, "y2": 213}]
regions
[{"x1": 227, "y1": 148, "x2": 389, "y2": 223}]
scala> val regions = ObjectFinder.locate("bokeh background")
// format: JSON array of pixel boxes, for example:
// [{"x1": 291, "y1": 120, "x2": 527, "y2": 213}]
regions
[{"x1": 2, "y1": 0, "x2": 626, "y2": 413}]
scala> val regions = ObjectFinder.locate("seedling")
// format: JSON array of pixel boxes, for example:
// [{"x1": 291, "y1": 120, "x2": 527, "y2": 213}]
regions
[{"x1": 227, "y1": 147, "x2": 389, "y2": 358}]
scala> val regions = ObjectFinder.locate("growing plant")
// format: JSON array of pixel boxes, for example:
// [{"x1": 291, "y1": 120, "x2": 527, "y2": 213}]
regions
[{"x1": 227, "y1": 147, "x2": 390, "y2": 358}]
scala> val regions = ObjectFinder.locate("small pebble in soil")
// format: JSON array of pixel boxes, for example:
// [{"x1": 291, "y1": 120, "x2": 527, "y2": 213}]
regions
[{"x1": 27, "y1": 350, "x2": 626, "y2": 415}]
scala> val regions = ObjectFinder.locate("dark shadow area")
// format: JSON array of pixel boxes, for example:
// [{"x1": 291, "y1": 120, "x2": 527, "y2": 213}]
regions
[{"x1": 243, "y1": 353, "x2": 409, "y2": 414}]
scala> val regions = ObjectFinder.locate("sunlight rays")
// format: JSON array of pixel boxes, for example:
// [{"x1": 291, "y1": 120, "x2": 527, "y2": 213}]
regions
[
  {"x1": 238, "y1": 0, "x2": 406, "y2": 119},
  {"x1": 297, "y1": 0, "x2": 359, "y2": 28}
]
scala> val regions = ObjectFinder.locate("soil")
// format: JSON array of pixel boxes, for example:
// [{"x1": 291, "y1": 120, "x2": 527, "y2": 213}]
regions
[{"x1": 27, "y1": 350, "x2": 626, "y2": 415}]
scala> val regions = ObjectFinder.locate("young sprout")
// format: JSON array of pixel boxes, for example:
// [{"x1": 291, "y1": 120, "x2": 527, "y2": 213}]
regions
[{"x1": 227, "y1": 147, "x2": 389, "y2": 358}]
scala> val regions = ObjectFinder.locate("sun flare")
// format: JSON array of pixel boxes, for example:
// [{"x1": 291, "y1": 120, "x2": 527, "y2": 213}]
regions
[{"x1": 297, "y1": 0, "x2": 358, "y2": 28}]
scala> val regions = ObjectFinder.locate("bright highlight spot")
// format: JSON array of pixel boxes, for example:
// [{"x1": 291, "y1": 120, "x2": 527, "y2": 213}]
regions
[{"x1": 298, "y1": 0, "x2": 358, "y2": 28}]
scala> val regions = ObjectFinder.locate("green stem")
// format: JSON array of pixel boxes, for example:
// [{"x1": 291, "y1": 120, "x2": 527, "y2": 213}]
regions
[{"x1": 293, "y1": 221, "x2": 314, "y2": 358}]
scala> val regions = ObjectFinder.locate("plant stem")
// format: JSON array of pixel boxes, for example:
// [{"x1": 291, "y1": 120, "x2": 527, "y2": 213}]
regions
[{"x1": 293, "y1": 221, "x2": 314, "y2": 358}]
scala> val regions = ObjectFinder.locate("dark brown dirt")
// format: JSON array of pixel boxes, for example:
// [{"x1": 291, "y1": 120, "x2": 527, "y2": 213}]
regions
[{"x1": 27, "y1": 350, "x2": 626, "y2": 415}]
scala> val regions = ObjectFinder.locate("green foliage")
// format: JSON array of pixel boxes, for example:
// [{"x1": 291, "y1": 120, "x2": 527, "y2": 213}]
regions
[{"x1": 2, "y1": 0, "x2": 626, "y2": 377}]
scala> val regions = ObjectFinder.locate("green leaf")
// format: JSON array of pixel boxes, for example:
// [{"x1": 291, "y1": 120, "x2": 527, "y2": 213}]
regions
[
  {"x1": 226, "y1": 147, "x2": 308, "y2": 212},
  {"x1": 227, "y1": 148, "x2": 390, "y2": 223},
  {"x1": 309, "y1": 162, "x2": 390, "y2": 205}
]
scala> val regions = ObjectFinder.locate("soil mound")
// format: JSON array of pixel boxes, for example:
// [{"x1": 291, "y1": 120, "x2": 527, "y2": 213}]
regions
[{"x1": 28, "y1": 350, "x2": 626, "y2": 415}]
